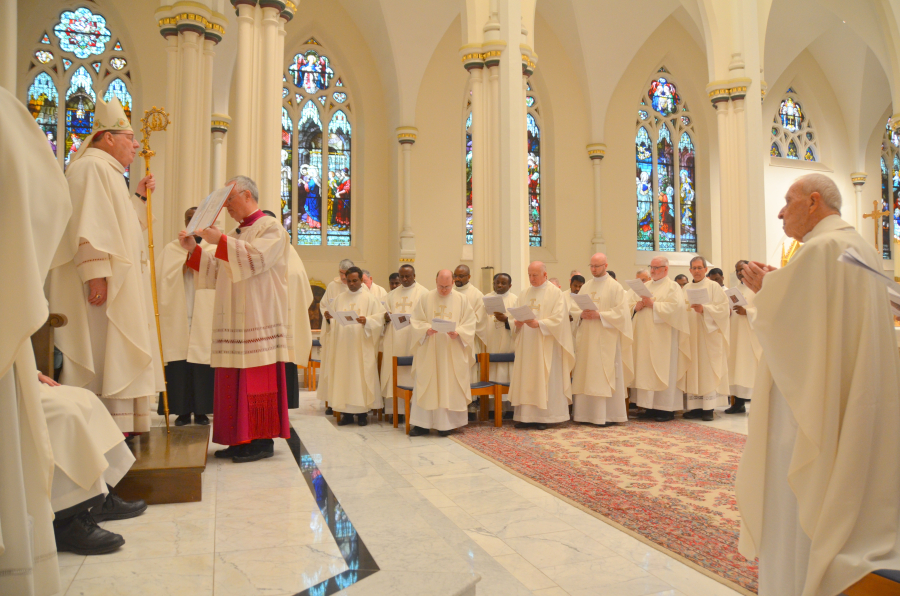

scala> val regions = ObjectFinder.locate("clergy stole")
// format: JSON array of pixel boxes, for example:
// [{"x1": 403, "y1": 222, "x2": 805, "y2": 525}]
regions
[
  {"x1": 727, "y1": 283, "x2": 761, "y2": 392},
  {"x1": 630, "y1": 277, "x2": 690, "y2": 392},
  {"x1": 571, "y1": 275, "x2": 634, "y2": 397},
  {"x1": 158, "y1": 240, "x2": 216, "y2": 365},
  {"x1": 317, "y1": 278, "x2": 348, "y2": 403},
  {"x1": 736, "y1": 216, "x2": 900, "y2": 596},
  {"x1": 482, "y1": 291, "x2": 518, "y2": 383},
  {"x1": 679, "y1": 277, "x2": 730, "y2": 396},
  {"x1": 380, "y1": 283, "x2": 429, "y2": 397},
  {"x1": 323, "y1": 289, "x2": 384, "y2": 412},
  {"x1": 508, "y1": 282, "x2": 576, "y2": 409},
  {"x1": 410, "y1": 290, "x2": 476, "y2": 412}
]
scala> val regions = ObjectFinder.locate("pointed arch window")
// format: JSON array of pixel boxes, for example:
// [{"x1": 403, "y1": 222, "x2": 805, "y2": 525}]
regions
[
  {"x1": 24, "y1": 6, "x2": 134, "y2": 179},
  {"x1": 635, "y1": 68, "x2": 697, "y2": 252},
  {"x1": 283, "y1": 40, "x2": 353, "y2": 246},
  {"x1": 771, "y1": 89, "x2": 818, "y2": 162},
  {"x1": 881, "y1": 118, "x2": 900, "y2": 259},
  {"x1": 464, "y1": 111, "x2": 473, "y2": 244}
]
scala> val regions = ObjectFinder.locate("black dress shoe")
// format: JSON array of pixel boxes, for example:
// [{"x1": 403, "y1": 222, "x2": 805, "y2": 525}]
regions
[
  {"x1": 437, "y1": 429, "x2": 452, "y2": 437},
  {"x1": 55, "y1": 510, "x2": 125, "y2": 555},
  {"x1": 337, "y1": 413, "x2": 355, "y2": 426},
  {"x1": 502, "y1": 411, "x2": 514, "y2": 420},
  {"x1": 514, "y1": 422, "x2": 531, "y2": 429},
  {"x1": 357, "y1": 414, "x2": 368, "y2": 426},
  {"x1": 174, "y1": 414, "x2": 192, "y2": 426},
  {"x1": 325, "y1": 406, "x2": 334, "y2": 415},
  {"x1": 409, "y1": 426, "x2": 430, "y2": 437},
  {"x1": 232, "y1": 442, "x2": 274, "y2": 463},
  {"x1": 215, "y1": 445, "x2": 240, "y2": 458},
  {"x1": 701, "y1": 410, "x2": 715, "y2": 421},
  {"x1": 655, "y1": 411, "x2": 675, "y2": 422},
  {"x1": 194, "y1": 413, "x2": 210, "y2": 425},
  {"x1": 637, "y1": 409, "x2": 657, "y2": 420},
  {"x1": 682, "y1": 409, "x2": 703, "y2": 419},
  {"x1": 534, "y1": 423, "x2": 548, "y2": 430},
  {"x1": 91, "y1": 490, "x2": 147, "y2": 522}
]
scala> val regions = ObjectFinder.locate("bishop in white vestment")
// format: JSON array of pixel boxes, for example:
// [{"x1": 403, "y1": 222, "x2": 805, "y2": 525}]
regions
[
  {"x1": 736, "y1": 174, "x2": 900, "y2": 596},
  {"x1": 571, "y1": 254, "x2": 633, "y2": 426},
  {"x1": 408, "y1": 270, "x2": 476, "y2": 436},
  {"x1": 319, "y1": 259, "x2": 352, "y2": 413},
  {"x1": 380, "y1": 265, "x2": 428, "y2": 415},
  {"x1": 726, "y1": 260, "x2": 761, "y2": 414},
  {"x1": 509, "y1": 262, "x2": 576, "y2": 429}
]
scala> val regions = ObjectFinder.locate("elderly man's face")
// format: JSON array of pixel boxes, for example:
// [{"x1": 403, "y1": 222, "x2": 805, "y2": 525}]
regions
[
  {"x1": 453, "y1": 267, "x2": 470, "y2": 287},
  {"x1": 649, "y1": 259, "x2": 668, "y2": 281},
  {"x1": 779, "y1": 182, "x2": 819, "y2": 240},
  {"x1": 339, "y1": 269, "x2": 348, "y2": 284},
  {"x1": 436, "y1": 273, "x2": 453, "y2": 296},
  {"x1": 223, "y1": 188, "x2": 256, "y2": 222},
  {"x1": 98, "y1": 131, "x2": 138, "y2": 168},
  {"x1": 528, "y1": 265, "x2": 547, "y2": 287},
  {"x1": 362, "y1": 274, "x2": 373, "y2": 289},
  {"x1": 636, "y1": 271, "x2": 650, "y2": 283},
  {"x1": 399, "y1": 266, "x2": 416, "y2": 288},
  {"x1": 346, "y1": 272, "x2": 362, "y2": 292}
]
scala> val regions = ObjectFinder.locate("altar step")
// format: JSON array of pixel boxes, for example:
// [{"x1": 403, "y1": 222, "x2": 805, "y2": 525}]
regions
[{"x1": 115, "y1": 425, "x2": 210, "y2": 505}]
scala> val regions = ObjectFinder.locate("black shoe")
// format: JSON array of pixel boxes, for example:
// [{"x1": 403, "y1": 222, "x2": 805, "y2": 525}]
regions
[
  {"x1": 534, "y1": 423, "x2": 548, "y2": 430},
  {"x1": 124, "y1": 434, "x2": 136, "y2": 444},
  {"x1": 54, "y1": 510, "x2": 125, "y2": 556},
  {"x1": 701, "y1": 410, "x2": 715, "y2": 421},
  {"x1": 655, "y1": 411, "x2": 675, "y2": 422},
  {"x1": 725, "y1": 398, "x2": 747, "y2": 414},
  {"x1": 337, "y1": 413, "x2": 355, "y2": 426},
  {"x1": 325, "y1": 406, "x2": 333, "y2": 415},
  {"x1": 409, "y1": 426, "x2": 429, "y2": 437},
  {"x1": 682, "y1": 409, "x2": 703, "y2": 419},
  {"x1": 637, "y1": 409, "x2": 657, "y2": 420},
  {"x1": 437, "y1": 430, "x2": 452, "y2": 437},
  {"x1": 232, "y1": 442, "x2": 274, "y2": 463},
  {"x1": 514, "y1": 422, "x2": 531, "y2": 429},
  {"x1": 357, "y1": 414, "x2": 368, "y2": 426},
  {"x1": 174, "y1": 414, "x2": 191, "y2": 426},
  {"x1": 194, "y1": 413, "x2": 210, "y2": 425},
  {"x1": 602, "y1": 422, "x2": 618, "y2": 428},
  {"x1": 215, "y1": 445, "x2": 241, "y2": 459},
  {"x1": 503, "y1": 411, "x2": 514, "y2": 419},
  {"x1": 91, "y1": 490, "x2": 147, "y2": 522}
]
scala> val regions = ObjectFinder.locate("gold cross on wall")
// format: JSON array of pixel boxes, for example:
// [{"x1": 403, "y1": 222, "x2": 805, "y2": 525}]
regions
[{"x1": 863, "y1": 200, "x2": 891, "y2": 250}]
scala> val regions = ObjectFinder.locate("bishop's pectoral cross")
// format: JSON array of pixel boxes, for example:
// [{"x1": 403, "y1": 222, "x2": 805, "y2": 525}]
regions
[
  {"x1": 434, "y1": 304, "x2": 452, "y2": 320},
  {"x1": 396, "y1": 296, "x2": 413, "y2": 313},
  {"x1": 863, "y1": 200, "x2": 891, "y2": 250}
]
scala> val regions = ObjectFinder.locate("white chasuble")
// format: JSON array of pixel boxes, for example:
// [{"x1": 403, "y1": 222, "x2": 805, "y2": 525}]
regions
[
  {"x1": 454, "y1": 282, "x2": 488, "y2": 381},
  {"x1": 194, "y1": 215, "x2": 293, "y2": 368},
  {"x1": 158, "y1": 240, "x2": 216, "y2": 365},
  {"x1": 736, "y1": 216, "x2": 900, "y2": 596},
  {"x1": 317, "y1": 277, "x2": 348, "y2": 404},
  {"x1": 482, "y1": 291, "x2": 517, "y2": 384},
  {"x1": 367, "y1": 283, "x2": 388, "y2": 351},
  {"x1": 571, "y1": 275, "x2": 634, "y2": 424},
  {"x1": 380, "y1": 283, "x2": 429, "y2": 401},
  {"x1": 509, "y1": 282, "x2": 575, "y2": 423},
  {"x1": 728, "y1": 282, "x2": 761, "y2": 398},
  {"x1": 286, "y1": 249, "x2": 314, "y2": 366},
  {"x1": 50, "y1": 148, "x2": 165, "y2": 432},
  {"x1": 680, "y1": 277, "x2": 730, "y2": 409},
  {"x1": 323, "y1": 289, "x2": 384, "y2": 414}
]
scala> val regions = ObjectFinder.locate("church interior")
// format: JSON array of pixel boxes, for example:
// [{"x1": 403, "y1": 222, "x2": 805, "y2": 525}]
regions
[{"x1": 5, "y1": 0, "x2": 900, "y2": 595}]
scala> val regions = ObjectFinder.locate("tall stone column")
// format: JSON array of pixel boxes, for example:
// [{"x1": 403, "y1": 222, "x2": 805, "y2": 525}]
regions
[
  {"x1": 0, "y1": 0, "x2": 16, "y2": 93},
  {"x1": 158, "y1": 22, "x2": 180, "y2": 240},
  {"x1": 851, "y1": 172, "x2": 867, "y2": 243},
  {"x1": 586, "y1": 144, "x2": 606, "y2": 253},
  {"x1": 211, "y1": 116, "x2": 231, "y2": 189},
  {"x1": 461, "y1": 50, "x2": 487, "y2": 269},
  {"x1": 232, "y1": 2, "x2": 256, "y2": 176},
  {"x1": 396, "y1": 127, "x2": 417, "y2": 264}
]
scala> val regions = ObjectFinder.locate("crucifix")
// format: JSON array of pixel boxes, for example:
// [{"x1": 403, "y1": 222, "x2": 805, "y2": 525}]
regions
[{"x1": 862, "y1": 200, "x2": 891, "y2": 250}]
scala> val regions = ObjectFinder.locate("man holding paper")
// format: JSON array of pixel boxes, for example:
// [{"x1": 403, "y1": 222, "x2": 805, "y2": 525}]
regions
[
  {"x1": 725, "y1": 260, "x2": 760, "y2": 414},
  {"x1": 681, "y1": 256, "x2": 730, "y2": 421},
  {"x1": 408, "y1": 270, "x2": 476, "y2": 436},
  {"x1": 508, "y1": 262, "x2": 576, "y2": 430},
  {"x1": 571, "y1": 253, "x2": 633, "y2": 426},
  {"x1": 736, "y1": 173, "x2": 900, "y2": 596},
  {"x1": 325, "y1": 267, "x2": 385, "y2": 426},
  {"x1": 380, "y1": 264, "x2": 428, "y2": 417},
  {"x1": 630, "y1": 256, "x2": 690, "y2": 422},
  {"x1": 482, "y1": 273, "x2": 518, "y2": 385},
  {"x1": 454, "y1": 264, "x2": 488, "y2": 381},
  {"x1": 319, "y1": 259, "x2": 354, "y2": 414}
]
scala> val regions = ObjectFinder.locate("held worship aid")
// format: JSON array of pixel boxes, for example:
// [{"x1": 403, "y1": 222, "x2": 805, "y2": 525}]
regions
[
  {"x1": 507, "y1": 305, "x2": 537, "y2": 322},
  {"x1": 483, "y1": 295, "x2": 507, "y2": 315},
  {"x1": 685, "y1": 287, "x2": 710, "y2": 305},
  {"x1": 185, "y1": 182, "x2": 236, "y2": 234},
  {"x1": 624, "y1": 278, "x2": 653, "y2": 298},
  {"x1": 390, "y1": 312, "x2": 411, "y2": 330},
  {"x1": 431, "y1": 318, "x2": 457, "y2": 333},
  {"x1": 571, "y1": 293, "x2": 600, "y2": 311},
  {"x1": 724, "y1": 287, "x2": 748, "y2": 308}
]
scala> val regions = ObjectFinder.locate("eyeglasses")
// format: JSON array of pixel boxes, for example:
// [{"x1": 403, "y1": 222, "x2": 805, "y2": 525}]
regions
[
  {"x1": 108, "y1": 132, "x2": 135, "y2": 141},
  {"x1": 649, "y1": 265, "x2": 666, "y2": 270}
]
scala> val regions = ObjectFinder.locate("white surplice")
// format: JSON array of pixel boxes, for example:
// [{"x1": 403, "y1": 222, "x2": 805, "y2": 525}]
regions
[
  {"x1": 286, "y1": 249, "x2": 314, "y2": 366},
  {"x1": 736, "y1": 215, "x2": 900, "y2": 596},
  {"x1": 317, "y1": 276, "x2": 348, "y2": 405},
  {"x1": 727, "y1": 282, "x2": 761, "y2": 399},
  {"x1": 680, "y1": 277, "x2": 730, "y2": 410},
  {"x1": 482, "y1": 291, "x2": 518, "y2": 384},
  {"x1": 409, "y1": 289, "x2": 475, "y2": 431},
  {"x1": 323, "y1": 288, "x2": 384, "y2": 414},
  {"x1": 380, "y1": 282, "x2": 429, "y2": 413},
  {"x1": 158, "y1": 239, "x2": 216, "y2": 365},
  {"x1": 571, "y1": 274, "x2": 634, "y2": 425},
  {"x1": 509, "y1": 282, "x2": 576, "y2": 424}
]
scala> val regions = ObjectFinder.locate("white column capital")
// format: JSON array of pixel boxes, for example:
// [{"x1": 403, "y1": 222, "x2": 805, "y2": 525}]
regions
[
  {"x1": 396, "y1": 126, "x2": 418, "y2": 145},
  {"x1": 851, "y1": 172, "x2": 868, "y2": 187},
  {"x1": 586, "y1": 143, "x2": 606, "y2": 161}
]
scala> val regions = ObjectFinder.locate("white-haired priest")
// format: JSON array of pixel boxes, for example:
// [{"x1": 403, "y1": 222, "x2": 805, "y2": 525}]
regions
[{"x1": 179, "y1": 176, "x2": 293, "y2": 463}]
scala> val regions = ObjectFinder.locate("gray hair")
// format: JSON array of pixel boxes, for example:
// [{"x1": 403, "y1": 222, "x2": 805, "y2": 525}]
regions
[
  {"x1": 227, "y1": 175, "x2": 259, "y2": 202},
  {"x1": 794, "y1": 173, "x2": 842, "y2": 212},
  {"x1": 362, "y1": 269, "x2": 372, "y2": 278},
  {"x1": 636, "y1": 269, "x2": 649, "y2": 276},
  {"x1": 690, "y1": 255, "x2": 707, "y2": 267},
  {"x1": 339, "y1": 259, "x2": 354, "y2": 271},
  {"x1": 651, "y1": 256, "x2": 669, "y2": 267}
]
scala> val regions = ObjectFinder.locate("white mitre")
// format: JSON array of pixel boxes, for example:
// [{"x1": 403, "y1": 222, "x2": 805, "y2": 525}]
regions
[{"x1": 68, "y1": 97, "x2": 132, "y2": 164}]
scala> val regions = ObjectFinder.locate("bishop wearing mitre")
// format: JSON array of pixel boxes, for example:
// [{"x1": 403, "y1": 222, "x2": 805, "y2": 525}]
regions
[
  {"x1": 157, "y1": 207, "x2": 216, "y2": 426},
  {"x1": 571, "y1": 253, "x2": 633, "y2": 426},
  {"x1": 631, "y1": 256, "x2": 690, "y2": 422},
  {"x1": 408, "y1": 269, "x2": 477, "y2": 436},
  {"x1": 509, "y1": 262, "x2": 576, "y2": 430},
  {"x1": 680, "y1": 255, "x2": 730, "y2": 421},
  {"x1": 725, "y1": 259, "x2": 760, "y2": 415},
  {"x1": 325, "y1": 267, "x2": 385, "y2": 426},
  {"x1": 380, "y1": 264, "x2": 428, "y2": 417},
  {"x1": 319, "y1": 258, "x2": 353, "y2": 414},
  {"x1": 736, "y1": 174, "x2": 900, "y2": 596},
  {"x1": 453, "y1": 264, "x2": 488, "y2": 381},
  {"x1": 49, "y1": 97, "x2": 164, "y2": 434},
  {"x1": 179, "y1": 176, "x2": 293, "y2": 464},
  {"x1": 482, "y1": 272, "x2": 517, "y2": 384}
]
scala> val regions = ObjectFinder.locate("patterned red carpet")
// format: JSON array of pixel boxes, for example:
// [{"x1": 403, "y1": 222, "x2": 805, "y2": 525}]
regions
[{"x1": 452, "y1": 419, "x2": 759, "y2": 594}]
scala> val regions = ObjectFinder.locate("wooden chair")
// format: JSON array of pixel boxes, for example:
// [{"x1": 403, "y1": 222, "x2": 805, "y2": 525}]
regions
[
  {"x1": 306, "y1": 339, "x2": 321, "y2": 391},
  {"x1": 31, "y1": 313, "x2": 68, "y2": 377},
  {"x1": 843, "y1": 571, "x2": 900, "y2": 596},
  {"x1": 472, "y1": 353, "x2": 500, "y2": 424},
  {"x1": 486, "y1": 352, "x2": 515, "y2": 427},
  {"x1": 392, "y1": 356, "x2": 414, "y2": 434}
]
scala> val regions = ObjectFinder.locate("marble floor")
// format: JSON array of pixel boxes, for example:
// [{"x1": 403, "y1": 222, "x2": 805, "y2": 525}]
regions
[{"x1": 54, "y1": 394, "x2": 750, "y2": 596}]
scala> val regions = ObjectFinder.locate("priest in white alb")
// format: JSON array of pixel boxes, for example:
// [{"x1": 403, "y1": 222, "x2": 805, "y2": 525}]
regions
[
  {"x1": 49, "y1": 97, "x2": 165, "y2": 434},
  {"x1": 571, "y1": 253, "x2": 633, "y2": 426},
  {"x1": 363, "y1": 269, "x2": 388, "y2": 300},
  {"x1": 509, "y1": 262, "x2": 576, "y2": 430},
  {"x1": 380, "y1": 264, "x2": 428, "y2": 418},
  {"x1": 325, "y1": 267, "x2": 385, "y2": 426},
  {"x1": 630, "y1": 256, "x2": 690, "y2": 422},
  {"x1": 157, "y1": 206, "x2": 216, "y2": 426},
  {"x1": 482, "y1": 272, "x2": 517, "y2": 384},
  {"x1": 725, "y1": 259, "x2": 760, "y2": 415},
  {"x1": 319, "y1": 258, "x2": 353, "y2": 414},
  {"x1": 453, "y1": 264, "x2": 488, "y2": 381},
  {"x1": 408, "y1": 270, "x2": 476, "y2": 436},
  {"x1": 680, "y1": 255, "x2": 730, "y2": 421},
  {"x1": 736, "y1": 173, "x2": 900, "y2": 596}
]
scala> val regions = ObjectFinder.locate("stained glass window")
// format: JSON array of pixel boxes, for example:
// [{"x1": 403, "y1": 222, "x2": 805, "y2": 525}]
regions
[
  {"x1": 317, "y1": 96, "x2": 326, "y2": 105},
  {"x1": 296, "y1": 101, "x2": 323, "y2": 245},
  {"x1": 103, "y1": 78, "x2": 131, "y2": 120},
  {"x1": 883, "y1": 157, "x2": 890, "y2": 260},
  {"x1": 893, "y1": 154, "x2": 900, "y2": 247},
  {"x1": 281, "y1": 107, "x2": 293, "y2": 240},
  {"x1": 656, "y1": 125, "x2": 675, "y2": 251},
  {"x1": 327, "y1": 110, "x2": 351, "y2": 246},
  {"x1": 113, "y1": 41, "x2": 123, "y2": 51},
  {"x1": 333, "y1": 92, "x2": 347, "y2": 104},
  {"x1": 62, "y1": 58, "x2": 72, "y2": 70},
  {"x1": 465, "y1": 112, "x2": 473, "y2": 244},
  {"x1": 90, "y1": 61, "x2": 100, "y2": 74},
  {"x1": 678, "y1": 132, "x2": 696, "y2": 252},
  {"x1": 770, "y1": 142, "x2": 781, "y2": 157},
  {"x1": 526, "y1": 114, "x2": 541, "y2": 247},
  {"x1": 804, "y1": 147, "x2": 815, "y2": 161},
  {"x1": 35, "y1": 51, "x2": 53, "y2": 64},
  {"x1": 110, "y1": 57, "x2": 126, "y2": 71},
  {"x1": 27, "y1": 73, "x2": 58, "y2": 153},
  {"x1": 41, "y1": 33, "x2": 51, "y2": 44},
  {"x1": 779, "y1": 98, "x2": 802, "y2": 132},
  {"x1": 53, "y1": 7, "x2": 112, "y2": 59},
  {"x1": 648, "y1": 77, "x2": 679, "y2": 117},
  {"x1": 636, "y1": 127, "x2": 654, "y2": 251},
  {"x1": 787, "y1": 140, "x2": 799, "y2": 158},
  {"x1": 289, "y1": 51, "x2": 334, "y2": 94},
  {"x1": 772, "y1": 90, "x2": 817, "y2": 162},
  {"x1": 525, "y1": 96, "x2": 535, "y2": 107},
  {"x1": 64, "y1": 67, "x2": 95, "y2": 165}
]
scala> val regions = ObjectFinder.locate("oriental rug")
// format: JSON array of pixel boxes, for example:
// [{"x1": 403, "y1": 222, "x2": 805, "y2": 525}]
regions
[{"x1": 452, "y1": 420, "x2": 758, "y2": 595}]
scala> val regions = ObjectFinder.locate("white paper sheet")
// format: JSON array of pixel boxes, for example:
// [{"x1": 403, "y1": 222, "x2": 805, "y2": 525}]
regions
[
  {"x1": 624, "y1": 278, "x2": 653, "y2": 298},
  {"x1": 391, "y1": 312, "x2": 411, "y2": 330},
  {"x1": 838, "y1": 247, "x2": 900, "y2": 293},
  {"x1": 571, "y1": 293, "x2": 600, "y2": 311},
  {"x1": 335, "y1": 311, "x2": 359, "y2": 326},
  {"x1": 185, "y1": 183, "x2": 235, "y2": 234},
  {"x1": 431, "y1": 318, "x2": 457, "y2": 333},
  {"x1": 508, "y1": 305, "x2": 537, "y2": 322},
  {"x1": 685, "y1": 287, "x2": 710, "y2": 305},
  {"x1": 483, "y1": 295, "x2": 507, "y2": 315},
  {"x1": 724, "y1": 287, "x2": 748, "y2": 308}
]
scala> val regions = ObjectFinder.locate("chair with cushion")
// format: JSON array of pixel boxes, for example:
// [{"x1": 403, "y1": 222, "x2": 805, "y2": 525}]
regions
[
  {"x1": 472, "y1": 353, "x2": 500, "y2": 424},
  {"x1": 842, "y1": 570, "x2": 900, "y2": 596},
  {"x1": 487, "y1": 352, "x2": 515, "y2": 427},
  {"x1": 392, "y1": 356, "x2": 414, "y2": 434},
  {"x1": 306, "y1": 338, "x2": 322, "y2": 391}
]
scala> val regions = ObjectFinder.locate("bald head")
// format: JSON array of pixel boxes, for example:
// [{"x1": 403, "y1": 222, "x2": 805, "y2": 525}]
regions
[
  {"x1": 780, "y1": 173, "x2": 843, "y2": 241},
  {"x1": 436, "y1": 270, "x2": 453, "y2": 296},
  {"x1": 528, "y1": 261, "x2": 548, "y2": 287},
  {"x1": 589, "y1": 253, "x2": 609, "y2": 278}
]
